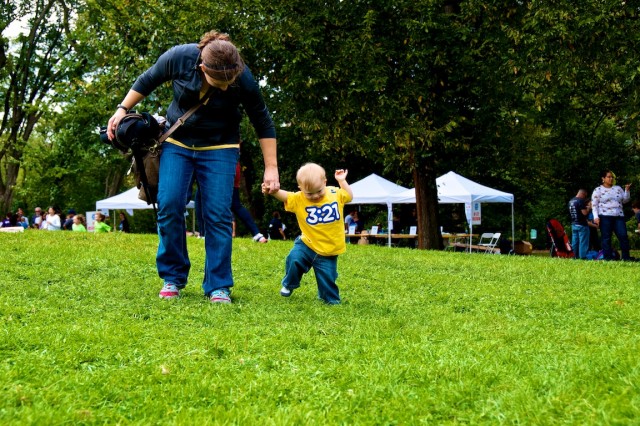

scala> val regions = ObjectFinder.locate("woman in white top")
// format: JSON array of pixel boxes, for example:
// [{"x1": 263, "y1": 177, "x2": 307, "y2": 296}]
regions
[
  {"x1": 591, "y1": 170, "x2": 631, "y2": 260},
  {"x1": 45, "y1": 206, "x2": 62, "y2": 231}
]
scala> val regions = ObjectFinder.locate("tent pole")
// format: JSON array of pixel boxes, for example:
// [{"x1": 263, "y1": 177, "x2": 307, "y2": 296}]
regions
[
  {"x1": 511, "y1": 202, "x2": 515, "y2": 254},
  {"x1": 387, "y1": 203, "x2": 393, "y2": 247}
]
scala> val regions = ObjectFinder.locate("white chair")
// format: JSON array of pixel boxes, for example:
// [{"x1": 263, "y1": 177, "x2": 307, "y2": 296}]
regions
[{"x1": 475, "y1": 232, "x2": 501, "y2": 254}]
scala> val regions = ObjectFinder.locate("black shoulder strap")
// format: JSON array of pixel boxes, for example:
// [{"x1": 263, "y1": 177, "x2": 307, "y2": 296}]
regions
[{"x1": 158, "y1": 88, "x2": 214, "y2": 144}]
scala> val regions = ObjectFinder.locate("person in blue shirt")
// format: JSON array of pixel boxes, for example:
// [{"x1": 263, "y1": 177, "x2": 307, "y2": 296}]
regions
[
  {"x1": 107, "y1": 30, "x2": 280, "y2": 303},
  {"x1": 568, "y1": 189, "x2": 589, "y2": 259}
]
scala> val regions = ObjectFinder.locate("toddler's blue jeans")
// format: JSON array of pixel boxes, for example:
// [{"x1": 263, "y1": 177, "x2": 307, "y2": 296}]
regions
[{"x1": 282, "y1": 237, "x2": 341, "y2": 304}]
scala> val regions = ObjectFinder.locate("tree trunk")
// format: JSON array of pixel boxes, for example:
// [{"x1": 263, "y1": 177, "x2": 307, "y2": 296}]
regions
[
  {"x1": 0, "y1": 162, "x2": 19, "y2": 213},
  {"x1": 105, "y1": 167, "x2": 125, "y2": 197},
  {"x1": 414, "y1": 162, "x2": 442, "y2": 250}
]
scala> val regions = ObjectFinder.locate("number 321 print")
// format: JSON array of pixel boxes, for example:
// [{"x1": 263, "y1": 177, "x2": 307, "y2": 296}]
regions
[{"x1": 305, "y1": 202, "x2": 341, "y2": 225}]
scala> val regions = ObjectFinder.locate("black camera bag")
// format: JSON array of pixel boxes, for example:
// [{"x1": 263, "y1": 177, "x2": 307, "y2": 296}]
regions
[{"x1": 128, "y1": 89, "x2": 214, "y2": 205}]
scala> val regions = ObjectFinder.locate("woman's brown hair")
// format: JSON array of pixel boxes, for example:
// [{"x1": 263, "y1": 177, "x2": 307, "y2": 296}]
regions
[{"x1": 198, "y1": 30, "x2": 245, "y2": 83}]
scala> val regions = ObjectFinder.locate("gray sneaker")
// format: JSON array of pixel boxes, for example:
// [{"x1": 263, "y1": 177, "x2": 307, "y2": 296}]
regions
[{"x1": 209, "y1": 288, "x2": 231, "y2": 303}]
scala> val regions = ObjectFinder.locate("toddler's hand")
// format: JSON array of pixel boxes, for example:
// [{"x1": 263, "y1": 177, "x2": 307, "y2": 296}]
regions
[
  {"x1": 335, "y1": 169, "x2": 348, "y2": 181},
  {"x1": 261, "y1": 183, "x2": 269, "y2": 194}
]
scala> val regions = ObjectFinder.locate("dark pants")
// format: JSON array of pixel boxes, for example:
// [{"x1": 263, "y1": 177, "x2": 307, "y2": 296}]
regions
[{"x1": 599, "y1": 215, "x2": 630, "y2": 260}]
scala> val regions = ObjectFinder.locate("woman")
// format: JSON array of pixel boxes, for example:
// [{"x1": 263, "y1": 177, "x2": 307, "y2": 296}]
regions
[
  {"x1": 107, "y1": 30, "x2": 279, "y2": 303},
  {"x1": 45, "y1": 206, "x2": 62, "y2": 231},
  {"x1": 591, "y1": 170, "x2": 631, "y2": 260},
  {"x1": 118, "y1": 212, "x2": 130, "y2": 233}
]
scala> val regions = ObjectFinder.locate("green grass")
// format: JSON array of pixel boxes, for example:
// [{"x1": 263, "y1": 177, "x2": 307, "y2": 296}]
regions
[{"x1": 1, "y1": 232, "x2": 639, "y2": 425}]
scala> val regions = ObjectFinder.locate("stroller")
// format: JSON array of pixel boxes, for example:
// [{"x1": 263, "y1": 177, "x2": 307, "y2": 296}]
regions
[{"x1": 545, "y1": 219, "x2": 575, "y2": 258}]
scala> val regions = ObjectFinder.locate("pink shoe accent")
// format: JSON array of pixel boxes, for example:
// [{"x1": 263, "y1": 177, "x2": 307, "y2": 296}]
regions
[{"x1": 159, "y1": 283, "x2": 180, "y2": 299}]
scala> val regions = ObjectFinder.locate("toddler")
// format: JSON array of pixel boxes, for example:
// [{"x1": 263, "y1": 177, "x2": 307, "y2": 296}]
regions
[{"x1": 264, "y1": 163, "x2": 353, "y2": 304}]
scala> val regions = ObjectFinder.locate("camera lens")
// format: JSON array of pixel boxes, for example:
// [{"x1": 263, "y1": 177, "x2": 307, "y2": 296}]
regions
[{"x1": 99, "y1": 126, "x2": 111, "y2": 146}]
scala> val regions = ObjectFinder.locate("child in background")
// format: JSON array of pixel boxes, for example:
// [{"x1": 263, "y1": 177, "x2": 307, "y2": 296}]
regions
[
  {"x1": 94, "y1": 212, "x2": 112, "y2": 233},
  {"x1": 263, "y1": 163, "x2": 353, "y2": 304},
  {"x1": 72, "y1": 214, "x2": 87, "y2": 232}
]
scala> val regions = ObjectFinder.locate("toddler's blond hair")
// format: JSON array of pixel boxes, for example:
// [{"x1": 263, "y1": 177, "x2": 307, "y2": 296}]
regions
[{"x1": 296, "y1": 163, "x2": 326, "y2": 189}]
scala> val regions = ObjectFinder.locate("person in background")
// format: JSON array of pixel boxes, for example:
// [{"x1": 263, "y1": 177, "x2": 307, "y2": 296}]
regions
[
  {"x1": 106, "y1": 30, "x2": 279, "y2": 303},
  {"x1": 632, "y1": 201, "x2": 640, "y2": 234},
  {"x1": 591, "y1": 170, "x2": 632, "y2": 260},
  {"x1": 45, "y1": 206, "x2": 62, "y2": 231},
  {"x1": 268, "y1": 211, "x2": 286, "y2": 240},
  {"x1": 568, "y1": 189, "x2": 589, "y2": 259},
  {"x1": 1, "y1": 212, "x2": 12, "y2": 227},
  {"x1": 586, "y1": 200, "x2": 601, "y2": 251},
  {"x1": 72, "y1": 214, "x2": 87, "y2": 232},
  {"x1": 119, "y1": 212, "x2": 131, "y2": 233},
  {"x1": 231, "y1": 161, "x2": 267, "y2": 243},
  {"x1": 353, "y1": 211, "x2": 364, "y2": 233},
  {"x1": 16, "y1": 208, "x2": 28, "y2": 229},
  {"x1": 344, "y1": 210, "x2": 356, "y2": 231},
  {"x1": 38, "y1": 210, "x2": 47, "y2": 230},
  {"x1": 263, "y1": 163, "x2": 353, "y2": 304},
  {"x1": 31, "y1": 207, "x2": 42, "y2": 228},
  {"x1": 63, "y1": 209, "x2": 76, "y2": 230},
  {"x1": 94, "y1": 212, "x2": 112, "y2": 233}
]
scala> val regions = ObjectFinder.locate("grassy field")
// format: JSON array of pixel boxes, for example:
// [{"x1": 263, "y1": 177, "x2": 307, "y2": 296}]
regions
[{"x1": 1, "y1": 231, "x2": 639, "y2": 425}]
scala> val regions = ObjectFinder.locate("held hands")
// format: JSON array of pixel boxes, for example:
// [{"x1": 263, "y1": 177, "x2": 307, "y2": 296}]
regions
[
  {"x1": 335, "y1": 169, "x2": 348, "y2": 182},
  {"x1": 262, "y1": 166, "x2": 280, "y2": 194}
]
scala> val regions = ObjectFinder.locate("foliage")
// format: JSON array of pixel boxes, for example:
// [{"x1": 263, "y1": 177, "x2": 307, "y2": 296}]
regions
[
  {"x1": 4, "y1": 0, "x2": 640, "y2": 249},
  {"x1": 1, "y1": 232, "x2": 639, "y2": 423}
]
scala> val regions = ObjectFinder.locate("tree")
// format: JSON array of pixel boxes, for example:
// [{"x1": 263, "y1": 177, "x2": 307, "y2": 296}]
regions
[
  {"x1": 0, "y1": 0, "x2": 83, "y2": 212},
  {"x1": 237, "y1": 0, "x2": 640, "y2": 248}
]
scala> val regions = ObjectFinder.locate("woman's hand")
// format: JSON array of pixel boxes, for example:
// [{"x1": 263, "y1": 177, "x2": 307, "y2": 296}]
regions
[
  {"x1": 263, "y1": 165, "x2": 280, "y2": 194},
  {"x1": 107, "y1": 108, "x2": 128, "y2": 141}
]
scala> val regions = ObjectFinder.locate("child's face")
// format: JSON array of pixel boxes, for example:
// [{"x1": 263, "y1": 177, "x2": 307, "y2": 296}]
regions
[
  {"x1": 300, "y1": 180, "x2": 326, "y2": 202},
  {"x1": 73, "y1": 216, "x2": 80, "y2": 224}
]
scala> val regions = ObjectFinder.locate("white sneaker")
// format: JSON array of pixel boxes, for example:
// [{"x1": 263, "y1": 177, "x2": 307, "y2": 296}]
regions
[
  {"x1": 280, "y1": 286, "x2": 292, "y2": 297},
  {"x1": 253, "y1": 233, "x2": 268, "y2": 243}
]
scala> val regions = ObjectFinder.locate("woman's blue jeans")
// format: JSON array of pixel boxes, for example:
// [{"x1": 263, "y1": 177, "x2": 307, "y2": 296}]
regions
[
  {"x1": 282, "y1": 237, "x2": 341, "y2": 304},
  {"x1": 156, "y1": 142, "x2": 238, "y2": 295},
  {"x1": 599, "y1": 215, "x2": 630, "y2": 260},
  {"x1": 194, "y1": 186, "x2": 261, "y2": 238}
]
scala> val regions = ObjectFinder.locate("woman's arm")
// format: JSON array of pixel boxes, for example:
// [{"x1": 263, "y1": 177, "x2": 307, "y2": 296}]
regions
[{"x1": 259, "y1": 137, "x2": 280, "y2": 194}]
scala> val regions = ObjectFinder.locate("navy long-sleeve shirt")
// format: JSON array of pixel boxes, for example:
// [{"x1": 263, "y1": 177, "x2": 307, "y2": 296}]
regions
[{"x1": 132, "y1": 44, "x2": 276, "y2": 148}]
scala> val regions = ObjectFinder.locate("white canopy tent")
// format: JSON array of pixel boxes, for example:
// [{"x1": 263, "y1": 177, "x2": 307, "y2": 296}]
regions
[
  {"x1": 96, "y1": 187, "x2": 195, "y2": 211},
  {"x1": 96, "y1": 187, "x2": 196, "y2": 232},
  {"x1": 392, "y1": 171, "x2": 515, "y2": 251},
  {"x1": 347, "y1": 174, "x2": 409, "y2": 247}
]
